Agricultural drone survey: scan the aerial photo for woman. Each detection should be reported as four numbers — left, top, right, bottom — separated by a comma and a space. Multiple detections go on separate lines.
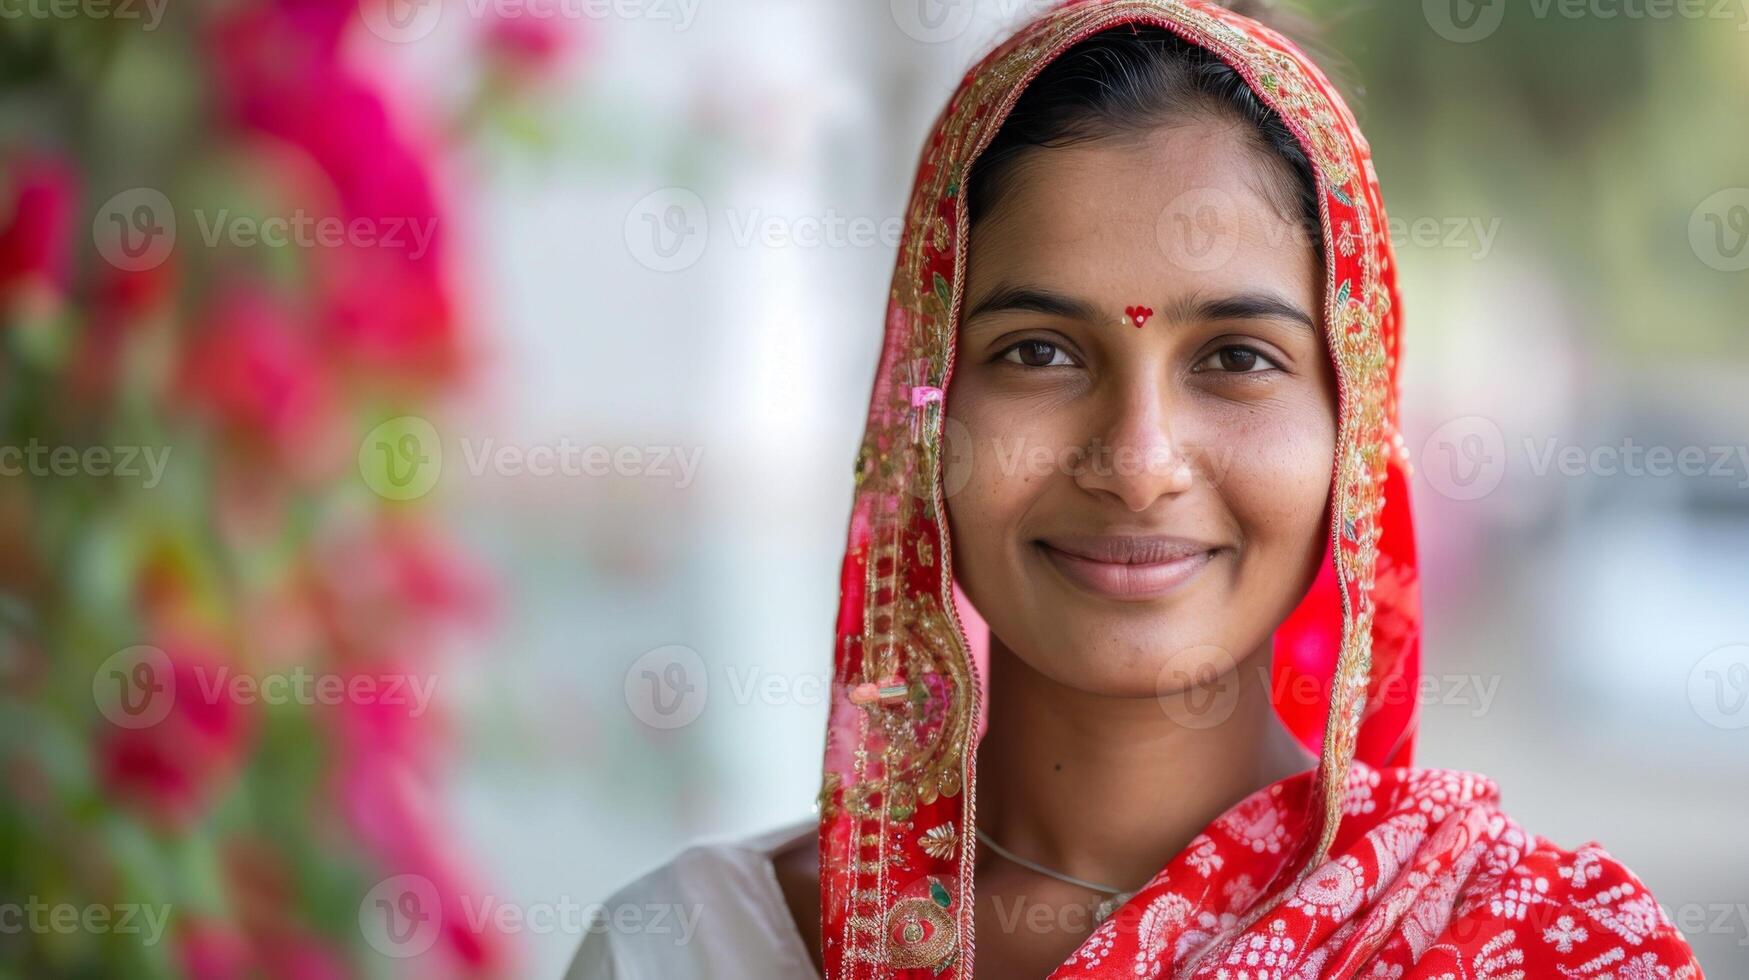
570, 1, 1702, 977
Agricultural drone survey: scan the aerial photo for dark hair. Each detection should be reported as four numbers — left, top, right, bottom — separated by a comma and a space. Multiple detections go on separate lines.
966, 19, 1321, 255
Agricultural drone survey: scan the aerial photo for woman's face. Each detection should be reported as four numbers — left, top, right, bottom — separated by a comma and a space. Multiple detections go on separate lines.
946, 118, 1337, 699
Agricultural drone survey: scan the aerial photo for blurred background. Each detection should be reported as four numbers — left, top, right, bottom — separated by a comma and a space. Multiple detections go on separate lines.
1, 0, 1745, 976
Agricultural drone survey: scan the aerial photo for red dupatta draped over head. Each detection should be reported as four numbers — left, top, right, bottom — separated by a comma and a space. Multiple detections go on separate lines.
816, 2, 1697, 978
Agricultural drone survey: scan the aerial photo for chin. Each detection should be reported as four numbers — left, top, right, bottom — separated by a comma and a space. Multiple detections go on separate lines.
1016, 613, 1242, 700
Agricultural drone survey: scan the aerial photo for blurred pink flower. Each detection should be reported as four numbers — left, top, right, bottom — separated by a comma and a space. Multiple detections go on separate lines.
260, 932, 354, 980
176, 919, 254, 980
0, 152, 78, 309
335, 700, 507, 973
95, 639, 254, 826
179, 286, 335, 461
207, 5, 460, 379
271, 0, 357, 51
370, 520, 493, 621
485, 11, 576, 79
96, 260, 177, 320
309, 518, 491, 662
317, 243, 457, 378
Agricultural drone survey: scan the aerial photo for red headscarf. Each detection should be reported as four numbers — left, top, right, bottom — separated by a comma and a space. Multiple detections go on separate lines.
817, 2, 1698, 977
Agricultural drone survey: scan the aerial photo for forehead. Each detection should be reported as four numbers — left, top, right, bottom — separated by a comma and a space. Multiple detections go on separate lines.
967, 118, 1319, 306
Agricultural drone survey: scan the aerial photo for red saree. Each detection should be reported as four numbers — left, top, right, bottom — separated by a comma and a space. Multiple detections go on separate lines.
816, 1, 1701, 977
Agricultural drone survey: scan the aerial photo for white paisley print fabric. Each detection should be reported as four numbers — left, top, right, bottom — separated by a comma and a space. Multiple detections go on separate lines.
1050, 763, 1700, 979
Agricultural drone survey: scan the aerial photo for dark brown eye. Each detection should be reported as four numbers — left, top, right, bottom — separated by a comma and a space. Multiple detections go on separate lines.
1218, 347, 1258, 372
1195, 345, 1277, 374
1002, 340, 1072, 368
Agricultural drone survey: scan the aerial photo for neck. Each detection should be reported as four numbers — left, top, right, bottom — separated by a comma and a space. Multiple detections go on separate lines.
973, 636, 1314, 892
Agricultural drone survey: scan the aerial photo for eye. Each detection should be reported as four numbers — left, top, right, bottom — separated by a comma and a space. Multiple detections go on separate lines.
1194, 344, 1280, 374
1000, 339, 1077, 368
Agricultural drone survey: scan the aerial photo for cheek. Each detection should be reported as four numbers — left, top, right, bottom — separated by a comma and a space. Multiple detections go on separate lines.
947, 398, 1040, 541
1192, 396, 1335, 540
943, 383, 1077, 564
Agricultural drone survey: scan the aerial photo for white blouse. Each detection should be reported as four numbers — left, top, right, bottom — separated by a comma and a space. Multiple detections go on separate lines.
564, 819, 820, 980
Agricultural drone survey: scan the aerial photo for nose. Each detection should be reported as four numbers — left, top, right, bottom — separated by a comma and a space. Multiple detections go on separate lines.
1072, 381, 1196, 511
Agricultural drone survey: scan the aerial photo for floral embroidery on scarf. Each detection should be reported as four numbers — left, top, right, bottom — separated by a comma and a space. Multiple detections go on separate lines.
1048, 764, 1698, 979
1217, 790, 1297, 856
1545, 915, 1591, 954
1286, 857, 1367, 920
1186, 835, 1225, 877
1579, 886, 1665, 947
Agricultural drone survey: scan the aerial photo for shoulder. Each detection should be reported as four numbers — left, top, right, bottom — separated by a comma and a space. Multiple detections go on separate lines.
563, 819, 818, 980
1357, 766, 1701, 977
1424, 836, 1703, 979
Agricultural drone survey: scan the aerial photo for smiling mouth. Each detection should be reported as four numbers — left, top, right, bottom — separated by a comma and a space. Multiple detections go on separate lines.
1035, 535, 1220, 601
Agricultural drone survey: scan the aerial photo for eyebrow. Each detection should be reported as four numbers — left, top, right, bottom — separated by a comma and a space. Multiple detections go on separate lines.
962, 284, 1317, 331
1176, 292, 1317, 331
963, 285, 1105, 326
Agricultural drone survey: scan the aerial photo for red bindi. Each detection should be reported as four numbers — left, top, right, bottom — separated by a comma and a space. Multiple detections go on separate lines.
1124, 305, 1154, 329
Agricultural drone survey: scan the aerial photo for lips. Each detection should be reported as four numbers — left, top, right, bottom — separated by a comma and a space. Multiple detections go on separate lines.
1036, 534, 1218, 600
